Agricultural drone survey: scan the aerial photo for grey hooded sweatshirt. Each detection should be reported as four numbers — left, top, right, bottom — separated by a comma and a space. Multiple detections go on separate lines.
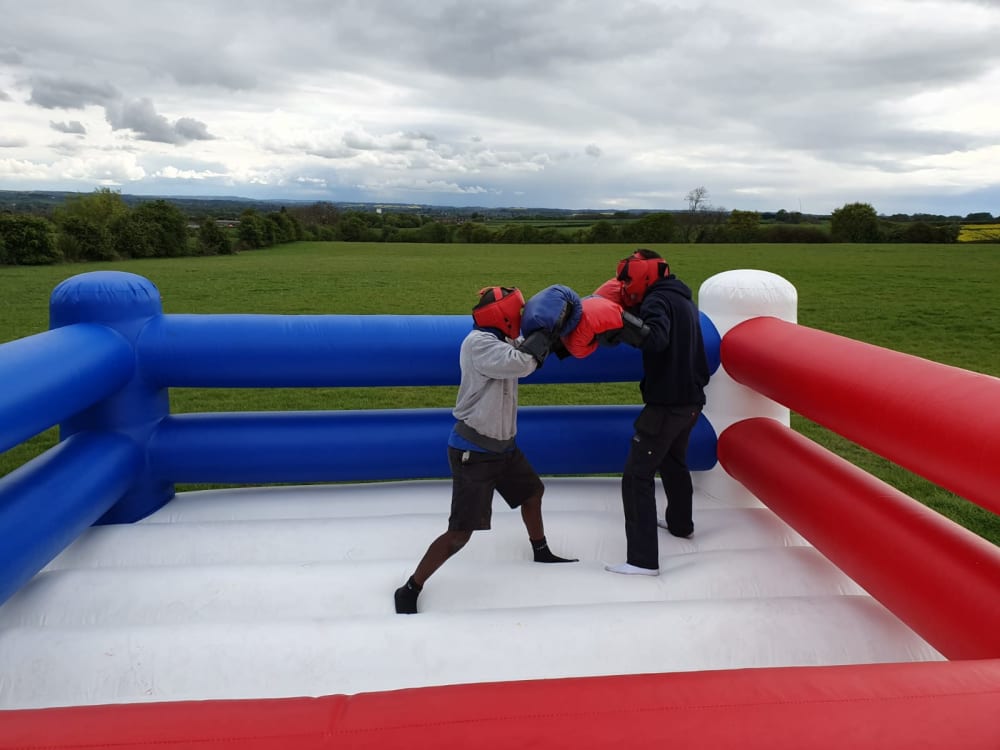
452, 328, 539, 444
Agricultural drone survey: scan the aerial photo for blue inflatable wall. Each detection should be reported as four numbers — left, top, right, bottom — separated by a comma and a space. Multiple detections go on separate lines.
0, 271, 721, 606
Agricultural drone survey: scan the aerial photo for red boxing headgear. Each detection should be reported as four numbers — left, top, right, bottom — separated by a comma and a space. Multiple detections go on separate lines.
472, 286, 525, 338
616, 251, 669, 306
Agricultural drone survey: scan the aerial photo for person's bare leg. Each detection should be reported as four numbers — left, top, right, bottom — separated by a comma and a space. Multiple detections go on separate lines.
395, 530, 471, 614
413, 530, 472, 585
521, 492, 578, 563
520, 492, 545, 540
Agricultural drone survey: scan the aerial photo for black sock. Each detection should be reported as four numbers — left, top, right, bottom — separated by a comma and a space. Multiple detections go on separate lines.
394, 575, 422, 614
531, 537, 578, 563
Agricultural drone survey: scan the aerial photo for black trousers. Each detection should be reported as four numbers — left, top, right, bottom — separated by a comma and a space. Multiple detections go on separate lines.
620, 404, 701, 570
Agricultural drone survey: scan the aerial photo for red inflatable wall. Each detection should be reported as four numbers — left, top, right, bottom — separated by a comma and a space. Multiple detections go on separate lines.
4, 660, 1000, 749
718, 417, 1000, 660
722, 316, 1000, 515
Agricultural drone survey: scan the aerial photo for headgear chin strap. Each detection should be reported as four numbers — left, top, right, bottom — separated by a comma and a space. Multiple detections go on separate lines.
472, 286, 525, 338
616, 253, 669, 305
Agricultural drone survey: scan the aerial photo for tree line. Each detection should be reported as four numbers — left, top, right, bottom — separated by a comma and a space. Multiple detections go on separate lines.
0, 188, 305, 265
0, 188, 973, 267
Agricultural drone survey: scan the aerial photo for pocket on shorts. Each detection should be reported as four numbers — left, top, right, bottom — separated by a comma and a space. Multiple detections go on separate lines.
463, 449, 506, 465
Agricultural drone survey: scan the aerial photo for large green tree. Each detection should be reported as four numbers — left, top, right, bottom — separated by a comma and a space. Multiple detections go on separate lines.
133, 200, 189, 257
237, 209, 267, 248
54, 187, 129, 229
267, 209, 297, 243
830, 202, 881, 242
53, 187, 127, 260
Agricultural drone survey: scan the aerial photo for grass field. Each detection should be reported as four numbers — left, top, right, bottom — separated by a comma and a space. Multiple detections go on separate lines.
2, 241, 999, 544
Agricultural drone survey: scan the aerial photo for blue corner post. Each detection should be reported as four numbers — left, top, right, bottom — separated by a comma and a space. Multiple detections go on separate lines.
49, 271, 173, 523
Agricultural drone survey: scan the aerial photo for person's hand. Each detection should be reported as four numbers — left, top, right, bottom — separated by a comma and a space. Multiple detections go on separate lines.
618, 310, 651, 347
596, 328, 624, 347
517, 329, 552, 367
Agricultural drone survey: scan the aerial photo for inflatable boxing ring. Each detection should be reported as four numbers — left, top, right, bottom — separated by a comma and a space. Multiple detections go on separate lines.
0, 269, 998, 748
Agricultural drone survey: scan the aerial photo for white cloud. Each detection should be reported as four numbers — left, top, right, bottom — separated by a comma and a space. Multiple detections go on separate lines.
60, 154, 147, 184
154, 166, 227, 180
0, 152, 145, 185
360, 177, 492, 196
0, 157, 50, 179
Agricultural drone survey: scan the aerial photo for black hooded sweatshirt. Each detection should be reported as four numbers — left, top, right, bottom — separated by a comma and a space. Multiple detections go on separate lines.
636, 275, 710, 407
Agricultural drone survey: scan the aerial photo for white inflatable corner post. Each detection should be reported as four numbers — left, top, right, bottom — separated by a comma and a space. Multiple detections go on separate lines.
697, 269, 798, 506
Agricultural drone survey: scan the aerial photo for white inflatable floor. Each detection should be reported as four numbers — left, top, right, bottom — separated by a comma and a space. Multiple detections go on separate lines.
0, 477, 943, 710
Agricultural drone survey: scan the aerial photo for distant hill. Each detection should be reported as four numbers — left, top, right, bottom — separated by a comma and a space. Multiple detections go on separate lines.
0, 189, 679, 222
0, 189, 307, 218
14, 189, 986, 224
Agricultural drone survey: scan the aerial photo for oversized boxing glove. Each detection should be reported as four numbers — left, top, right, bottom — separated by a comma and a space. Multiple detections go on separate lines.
521, 284, 583, 338
562, 295, 629, 358
592, 277, 629, 308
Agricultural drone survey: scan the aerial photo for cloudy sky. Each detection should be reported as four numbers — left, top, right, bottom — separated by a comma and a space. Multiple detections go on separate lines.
1, 0, 999, 215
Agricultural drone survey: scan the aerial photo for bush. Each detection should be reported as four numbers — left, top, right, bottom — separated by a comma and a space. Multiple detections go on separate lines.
197, 218, 234, 255
757, 225, 830, 243
885, 221, 959, 244
110, 213, 158, 258
0, 214, 62, 264
58, 215, 116, 261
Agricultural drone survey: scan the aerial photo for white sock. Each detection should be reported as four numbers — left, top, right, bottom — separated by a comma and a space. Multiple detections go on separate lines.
604, 562, 659, 576
656, 520, 669, 530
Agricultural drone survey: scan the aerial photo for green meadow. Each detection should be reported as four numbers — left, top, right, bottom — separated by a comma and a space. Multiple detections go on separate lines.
2, 241, 999, 544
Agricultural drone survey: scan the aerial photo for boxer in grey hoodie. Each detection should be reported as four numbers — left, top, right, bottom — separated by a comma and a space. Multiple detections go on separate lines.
395, 286, 578, 614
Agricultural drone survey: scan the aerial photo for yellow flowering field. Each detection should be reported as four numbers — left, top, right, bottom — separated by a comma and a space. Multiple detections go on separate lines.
958, 223, 1000, 242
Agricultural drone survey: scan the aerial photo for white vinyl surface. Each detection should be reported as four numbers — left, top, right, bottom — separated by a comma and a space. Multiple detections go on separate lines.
0, 477, 943, 710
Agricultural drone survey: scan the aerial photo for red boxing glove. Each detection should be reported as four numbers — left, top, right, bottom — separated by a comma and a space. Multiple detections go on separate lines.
592, 278, 628, 307
562, 296, 629, 358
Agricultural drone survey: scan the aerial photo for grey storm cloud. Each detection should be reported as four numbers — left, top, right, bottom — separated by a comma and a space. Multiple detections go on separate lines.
168, 56, 258, 91
26, 77, 212, 145
104, 97, 214, 145
50, 120, 87, 135
174, 117, 213, 142
0, 49, 23, 65
28, 78, 119, 109
0, 89, 11, 101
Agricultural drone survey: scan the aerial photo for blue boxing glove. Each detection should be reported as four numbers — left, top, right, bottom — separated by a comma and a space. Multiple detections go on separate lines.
522, 285, 583, 338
